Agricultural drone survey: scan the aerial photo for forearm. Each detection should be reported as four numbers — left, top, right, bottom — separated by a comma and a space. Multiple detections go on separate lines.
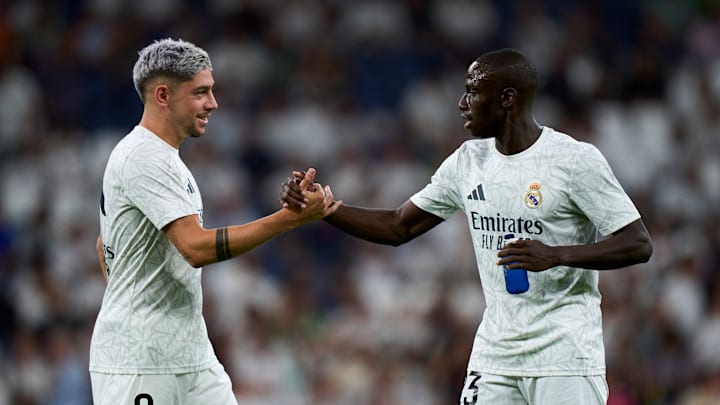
554, 223, 653, 270
323, 205, 412, 246
221, 210, 307, 260
184, 209, 312, 267
498, 220, 653, 272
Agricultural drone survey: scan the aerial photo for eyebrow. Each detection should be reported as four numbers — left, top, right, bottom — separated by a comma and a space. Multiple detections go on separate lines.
192, 84, 214, 92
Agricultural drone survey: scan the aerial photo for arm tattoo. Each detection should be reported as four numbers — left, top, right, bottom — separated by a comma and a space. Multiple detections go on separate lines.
215, 227, 231, 261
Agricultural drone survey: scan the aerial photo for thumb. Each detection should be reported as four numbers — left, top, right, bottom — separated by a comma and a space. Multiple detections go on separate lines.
298, 168, 316, 190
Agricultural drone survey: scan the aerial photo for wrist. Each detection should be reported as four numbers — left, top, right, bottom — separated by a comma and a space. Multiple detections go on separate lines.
276, 208, 308, 230
552, 245, 570, 267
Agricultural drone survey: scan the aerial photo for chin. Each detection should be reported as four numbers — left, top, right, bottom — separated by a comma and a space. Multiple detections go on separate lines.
468, 128, 490, 139
190, 128, 206, 138
469, 122, 501, 139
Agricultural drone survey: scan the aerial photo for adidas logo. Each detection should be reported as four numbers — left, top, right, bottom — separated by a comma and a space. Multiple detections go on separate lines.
186, 179, 195, 194
467, 184, 485, 201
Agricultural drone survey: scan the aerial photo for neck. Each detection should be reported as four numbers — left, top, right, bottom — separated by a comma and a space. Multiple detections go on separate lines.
139, 109, 183, 149
494, 114, 542, 155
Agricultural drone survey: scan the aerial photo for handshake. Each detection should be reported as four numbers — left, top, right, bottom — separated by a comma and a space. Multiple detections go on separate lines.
278, 167, 342, 222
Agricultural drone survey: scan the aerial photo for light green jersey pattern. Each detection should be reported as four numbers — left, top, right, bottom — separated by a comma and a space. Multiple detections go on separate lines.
410, 126, 640, 376
90, 126, 217, 374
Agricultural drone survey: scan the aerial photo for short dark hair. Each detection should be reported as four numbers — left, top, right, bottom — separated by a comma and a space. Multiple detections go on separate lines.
474, 48, 538, 95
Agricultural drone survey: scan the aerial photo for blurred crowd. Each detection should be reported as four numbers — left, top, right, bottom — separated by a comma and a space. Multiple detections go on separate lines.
1, 0, 720, 404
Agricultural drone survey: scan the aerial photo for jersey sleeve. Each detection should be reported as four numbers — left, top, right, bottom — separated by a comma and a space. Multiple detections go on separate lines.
570, 144, 641, 236
122, 151, 198, 230
409, 149, 463, 220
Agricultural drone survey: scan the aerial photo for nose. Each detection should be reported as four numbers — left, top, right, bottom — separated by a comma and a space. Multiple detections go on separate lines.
207, 90, 219, 110
458, 93, 468, 110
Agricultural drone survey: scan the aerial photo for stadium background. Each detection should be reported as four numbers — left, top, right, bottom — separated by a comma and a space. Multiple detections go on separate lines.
1, 0, 720, 403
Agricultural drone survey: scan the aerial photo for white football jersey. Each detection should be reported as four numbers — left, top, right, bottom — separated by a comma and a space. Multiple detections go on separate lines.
90, 126, 218, 374
410, 126, 640, 377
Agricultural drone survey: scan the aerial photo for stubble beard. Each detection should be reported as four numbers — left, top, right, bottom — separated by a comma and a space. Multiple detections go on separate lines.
183, 115, 206, 139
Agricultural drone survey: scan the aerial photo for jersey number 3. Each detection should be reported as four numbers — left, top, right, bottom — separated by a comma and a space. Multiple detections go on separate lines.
135, 394, 153, 405
461, 371, 482, 405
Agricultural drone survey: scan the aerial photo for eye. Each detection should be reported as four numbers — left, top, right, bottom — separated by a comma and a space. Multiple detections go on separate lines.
194, 88, 211, 97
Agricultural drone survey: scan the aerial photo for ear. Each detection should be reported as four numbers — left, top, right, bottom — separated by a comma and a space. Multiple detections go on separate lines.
500, 87, 517, 109
154, 84, 171, 107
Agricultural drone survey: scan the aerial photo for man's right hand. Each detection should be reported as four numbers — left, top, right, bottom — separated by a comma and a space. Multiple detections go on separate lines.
284, 168, 341, 220
280, 169, 314, 209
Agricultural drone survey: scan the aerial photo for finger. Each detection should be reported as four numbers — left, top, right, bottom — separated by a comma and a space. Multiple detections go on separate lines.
302, 182, 324, 197
279, 195, 301, 209
501, 261, 525, 270
322, 185, 341, 216
499, 241, 521, 252
325, 200, 343, 217
323, 185, 334, 203
497, 246, 521, 258
281, 180, 307, 208
292, 171, 305, 184
298, 168, 316, 190
496, 255, 523, 266
284, 180, 306, 200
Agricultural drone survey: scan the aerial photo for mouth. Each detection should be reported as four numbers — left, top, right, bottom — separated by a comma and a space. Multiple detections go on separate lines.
197, 113, 211, 126
461, 113, 471, 128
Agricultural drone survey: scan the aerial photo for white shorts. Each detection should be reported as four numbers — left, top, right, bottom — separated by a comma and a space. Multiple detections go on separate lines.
459, 371, 608, 405
90, 363, 237, 405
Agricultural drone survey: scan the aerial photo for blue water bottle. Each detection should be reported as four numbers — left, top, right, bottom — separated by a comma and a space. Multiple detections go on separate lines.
502, 233, 529, 294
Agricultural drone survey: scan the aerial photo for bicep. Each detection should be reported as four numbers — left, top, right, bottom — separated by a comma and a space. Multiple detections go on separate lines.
397, 201, 444, 240
163, 214, 208, 261
610, 218, 651, 244
606, 218, 653, 263
125, 157, 199, 231
571, 147, 640, 236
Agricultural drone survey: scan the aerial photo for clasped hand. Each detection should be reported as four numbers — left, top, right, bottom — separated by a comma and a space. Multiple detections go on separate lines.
281, 168, 342, 219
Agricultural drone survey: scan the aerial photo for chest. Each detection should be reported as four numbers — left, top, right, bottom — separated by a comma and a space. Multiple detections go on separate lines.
459, 154, 571, 222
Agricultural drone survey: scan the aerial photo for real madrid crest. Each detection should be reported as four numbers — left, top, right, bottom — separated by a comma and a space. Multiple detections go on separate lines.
524, 181, 542, 209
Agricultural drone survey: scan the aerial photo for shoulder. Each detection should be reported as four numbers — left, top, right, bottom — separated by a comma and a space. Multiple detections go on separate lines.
542, 127, 604, 158
456, 138, 494, 159
111, 127, 150, 157
435, 139, 492, 171
109, 127, 176, 176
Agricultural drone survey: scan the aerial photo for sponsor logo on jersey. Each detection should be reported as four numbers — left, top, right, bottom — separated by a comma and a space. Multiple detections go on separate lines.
524, 181, 542, 209
470, 212, 543, 235
467, 183, 485, 201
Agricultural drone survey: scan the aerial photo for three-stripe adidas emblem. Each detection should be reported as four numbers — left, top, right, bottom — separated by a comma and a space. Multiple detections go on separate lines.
467, 184, 485, 201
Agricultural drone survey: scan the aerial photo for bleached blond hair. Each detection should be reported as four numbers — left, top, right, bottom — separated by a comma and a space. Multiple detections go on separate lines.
132, 38, 212, 102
